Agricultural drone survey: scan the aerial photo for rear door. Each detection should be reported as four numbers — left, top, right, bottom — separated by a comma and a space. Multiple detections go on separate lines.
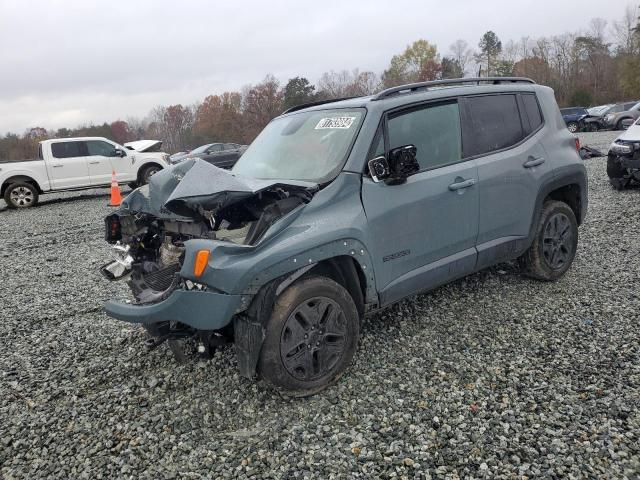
47, 141, 90, 189
201, 144, 226, 167
219, 143, 243, 168
462, 93, 553, 269
361, 100, 479, 305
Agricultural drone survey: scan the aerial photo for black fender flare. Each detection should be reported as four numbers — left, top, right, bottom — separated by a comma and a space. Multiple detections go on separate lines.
524, 165, 588, 251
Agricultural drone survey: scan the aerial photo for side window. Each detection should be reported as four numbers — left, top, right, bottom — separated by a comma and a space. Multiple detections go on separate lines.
50, 141, 88, 159
464, 94, 524, 157
86, 140, 117, 157
388, 102, 462, 171
208, 144, 223, 152
223, 143, 237, 150
522, 93, 543, 133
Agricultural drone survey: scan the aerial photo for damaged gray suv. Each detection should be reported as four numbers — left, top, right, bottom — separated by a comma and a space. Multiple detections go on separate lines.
102, 77, 587, 396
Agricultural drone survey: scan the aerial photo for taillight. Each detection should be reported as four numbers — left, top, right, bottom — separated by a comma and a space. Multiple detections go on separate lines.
575, 137, 581, 152
105, 215, 121, 243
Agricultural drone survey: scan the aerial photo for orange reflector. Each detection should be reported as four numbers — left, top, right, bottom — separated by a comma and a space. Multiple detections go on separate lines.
193, 250, 210, 277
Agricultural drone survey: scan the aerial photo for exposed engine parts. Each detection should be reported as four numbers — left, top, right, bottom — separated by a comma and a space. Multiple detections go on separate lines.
102, 183, 314, 307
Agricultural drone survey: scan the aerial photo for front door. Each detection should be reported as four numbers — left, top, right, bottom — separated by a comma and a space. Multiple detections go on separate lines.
361, 100, 479, 306
47, 141, 90, 189
86, 140, 131, 186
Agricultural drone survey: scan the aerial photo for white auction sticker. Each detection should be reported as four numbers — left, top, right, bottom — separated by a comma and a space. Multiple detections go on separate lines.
315, 117, 356, 129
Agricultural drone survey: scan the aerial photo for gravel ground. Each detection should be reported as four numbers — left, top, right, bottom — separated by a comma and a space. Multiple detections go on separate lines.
1, 131, 638, 479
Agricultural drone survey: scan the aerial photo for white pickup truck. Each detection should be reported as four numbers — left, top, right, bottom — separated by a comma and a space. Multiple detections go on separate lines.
0, 137, 170, 208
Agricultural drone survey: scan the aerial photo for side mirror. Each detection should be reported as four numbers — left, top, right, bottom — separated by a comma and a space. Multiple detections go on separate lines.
387, 145, 419, 184
367, 156, 390, 183
114, 148, 126, 158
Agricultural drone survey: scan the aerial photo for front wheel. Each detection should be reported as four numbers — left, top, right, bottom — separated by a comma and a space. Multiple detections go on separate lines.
519, 201, 578, 281
3, 182, 39, 209
139, 165, 162, 185
258, 276, 360, 396
567, 122, 578, 133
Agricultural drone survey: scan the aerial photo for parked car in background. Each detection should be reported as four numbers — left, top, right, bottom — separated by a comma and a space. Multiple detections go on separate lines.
581, 104, 614, 131
102, 76, 587, 395
602, 101, 640, 130
1, 137, 169, 208
607, 116, 640, 189
172, 142, 247, 168
560, 107, 589, 133
169, 150, 190, 162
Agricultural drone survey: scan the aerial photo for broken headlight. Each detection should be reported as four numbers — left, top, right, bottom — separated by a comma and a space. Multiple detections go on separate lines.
610, 141, 635, 156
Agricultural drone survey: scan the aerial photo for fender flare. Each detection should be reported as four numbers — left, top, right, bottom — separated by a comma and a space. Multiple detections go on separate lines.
235, 238, 378, 313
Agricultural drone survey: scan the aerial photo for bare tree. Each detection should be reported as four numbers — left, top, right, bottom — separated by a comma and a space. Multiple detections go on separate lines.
449, 39, 473, 76
612, 5, 639, 55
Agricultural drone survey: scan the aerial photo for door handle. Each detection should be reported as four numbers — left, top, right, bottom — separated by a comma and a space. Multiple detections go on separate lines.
524, 156, 545, 168
52, 164, 63, 168
448, 178, 476, 191
88, 161, 100, 165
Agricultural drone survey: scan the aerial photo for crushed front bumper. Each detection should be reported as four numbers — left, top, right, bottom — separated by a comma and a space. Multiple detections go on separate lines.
104, 289, 243, 330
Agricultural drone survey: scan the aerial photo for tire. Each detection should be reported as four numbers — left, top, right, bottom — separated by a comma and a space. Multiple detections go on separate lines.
519, 200, 578, 281
258, 276, 360, 396
127, 182, 138, 190
615, 119, 629, 131
567, 122, 578, 133
139, 165, 162, 185
3, 182, 39, 209
607, 154, 630, 190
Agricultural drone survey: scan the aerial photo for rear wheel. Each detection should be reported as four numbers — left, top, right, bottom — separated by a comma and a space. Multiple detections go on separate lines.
607, 155, 630, 190
519, 201, 578, 281
3, 182, 39, 208
567, 122, 578, 133
258, 276, 360, 396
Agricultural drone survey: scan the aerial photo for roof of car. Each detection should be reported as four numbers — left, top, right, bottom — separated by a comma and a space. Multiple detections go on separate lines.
41, 136, 113, 144
284, 77, 540, 116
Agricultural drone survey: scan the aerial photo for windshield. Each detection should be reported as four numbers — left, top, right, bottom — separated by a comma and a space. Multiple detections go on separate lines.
191, 143, 214, 154
588, 105, 611, 115
232, 108, 365, 182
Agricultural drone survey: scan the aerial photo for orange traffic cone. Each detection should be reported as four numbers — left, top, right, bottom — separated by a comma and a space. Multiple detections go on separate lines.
109, 170, 123, 207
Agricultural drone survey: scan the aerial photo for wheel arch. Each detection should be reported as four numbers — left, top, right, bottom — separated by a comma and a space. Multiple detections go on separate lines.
1, 175, 42, 196
545, 183, 583, 226
136, 162, 164, 182
233, 245, 377, 379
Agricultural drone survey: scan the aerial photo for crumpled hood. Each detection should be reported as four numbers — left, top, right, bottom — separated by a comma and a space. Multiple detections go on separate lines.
614, 123, 640, 143
120, 158, 317, 219
124, 140, 163, 152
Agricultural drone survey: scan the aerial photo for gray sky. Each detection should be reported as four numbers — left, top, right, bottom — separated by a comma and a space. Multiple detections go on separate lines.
0, 0, 635, 134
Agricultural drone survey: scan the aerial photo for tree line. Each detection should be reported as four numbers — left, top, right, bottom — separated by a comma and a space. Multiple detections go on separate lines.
2, 6, 639, 160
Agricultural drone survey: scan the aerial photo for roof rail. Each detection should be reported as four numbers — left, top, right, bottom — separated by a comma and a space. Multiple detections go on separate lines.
371, 77, 536, 101
282, 96, 357, 114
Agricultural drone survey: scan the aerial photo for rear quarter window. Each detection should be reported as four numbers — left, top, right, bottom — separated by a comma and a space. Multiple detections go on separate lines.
521, 93, 544, 133
463, 94, 524, 157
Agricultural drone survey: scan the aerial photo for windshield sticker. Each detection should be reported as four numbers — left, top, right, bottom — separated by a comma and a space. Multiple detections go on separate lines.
315, 117, 356, 130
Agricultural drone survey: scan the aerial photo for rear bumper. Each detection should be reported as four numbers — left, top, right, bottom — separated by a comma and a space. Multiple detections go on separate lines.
104, 289, 243, 330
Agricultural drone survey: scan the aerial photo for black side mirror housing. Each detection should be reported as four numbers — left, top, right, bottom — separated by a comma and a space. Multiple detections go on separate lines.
386, 145, 419, 184
112, 148, 126, 158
